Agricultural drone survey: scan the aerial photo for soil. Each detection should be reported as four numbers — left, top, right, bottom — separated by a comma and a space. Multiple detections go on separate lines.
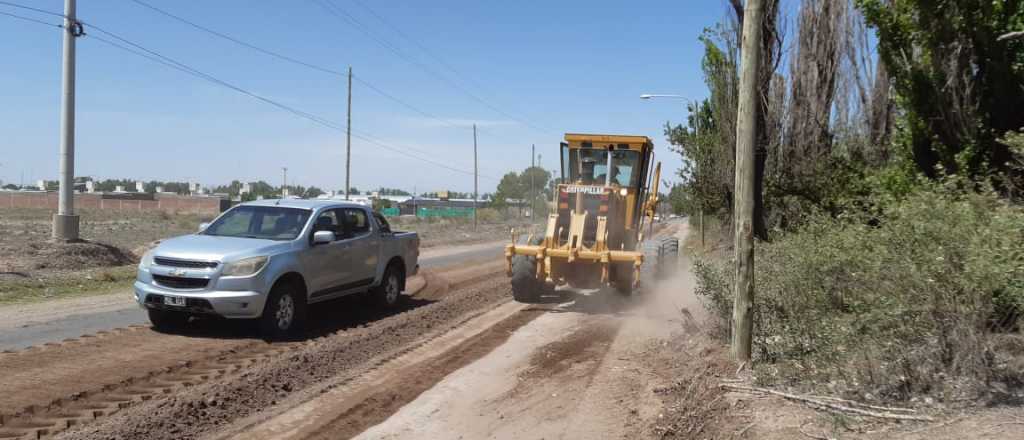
0, 207, 525, 305
45, 262, 507, 440
10, 219, 1012, 440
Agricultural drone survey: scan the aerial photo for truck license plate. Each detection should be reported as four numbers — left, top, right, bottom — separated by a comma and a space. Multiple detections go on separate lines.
163, 295, 186, 307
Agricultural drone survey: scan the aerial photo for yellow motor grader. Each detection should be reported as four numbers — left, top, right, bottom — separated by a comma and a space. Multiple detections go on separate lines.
505, 133, 675, 302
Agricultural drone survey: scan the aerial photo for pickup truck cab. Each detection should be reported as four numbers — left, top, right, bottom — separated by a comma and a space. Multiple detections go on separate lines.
134, 199, 419, 338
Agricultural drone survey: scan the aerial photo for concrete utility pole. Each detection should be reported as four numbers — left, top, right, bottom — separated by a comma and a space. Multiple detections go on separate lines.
281, 167, 288, 196
732, 0, 765, 363
53, 0, 82, 241
345, 66, 352, 200
473, 124, 478, 231
530, 144, 535, 222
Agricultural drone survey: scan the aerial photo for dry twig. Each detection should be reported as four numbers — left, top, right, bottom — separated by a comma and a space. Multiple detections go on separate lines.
798, 422, 836, 440
720, 384, 935, 422
807, 394, 917, 413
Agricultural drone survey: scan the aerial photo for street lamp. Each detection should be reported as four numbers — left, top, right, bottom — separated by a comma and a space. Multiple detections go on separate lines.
640, 92, 702, 245
639, 94, 687, 100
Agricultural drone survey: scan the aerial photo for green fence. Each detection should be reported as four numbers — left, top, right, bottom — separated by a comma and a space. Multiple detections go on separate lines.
379, 207, 476, 218
417, 207, 475, 218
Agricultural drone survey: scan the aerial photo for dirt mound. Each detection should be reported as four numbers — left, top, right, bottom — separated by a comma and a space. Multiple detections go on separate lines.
3, 240, 137, 273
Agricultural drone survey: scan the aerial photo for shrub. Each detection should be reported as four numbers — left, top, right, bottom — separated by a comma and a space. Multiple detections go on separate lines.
475, 208, 501, 224
695, 185, 1024, 401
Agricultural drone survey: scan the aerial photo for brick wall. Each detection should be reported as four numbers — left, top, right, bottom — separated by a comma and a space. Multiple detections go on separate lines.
0, 192, 223, 214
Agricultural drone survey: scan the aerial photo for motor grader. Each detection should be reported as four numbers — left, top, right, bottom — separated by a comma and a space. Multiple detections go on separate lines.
505, 133, 675, 302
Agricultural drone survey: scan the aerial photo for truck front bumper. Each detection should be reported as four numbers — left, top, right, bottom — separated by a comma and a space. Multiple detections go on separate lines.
134, 281, 269, 319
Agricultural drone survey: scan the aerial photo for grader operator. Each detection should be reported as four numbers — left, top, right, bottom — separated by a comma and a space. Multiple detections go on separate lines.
504, 133, 673, 302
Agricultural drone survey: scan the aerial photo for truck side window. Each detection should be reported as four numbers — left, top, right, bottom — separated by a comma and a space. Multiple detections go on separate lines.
343, 208, 371, 238
312, 209, 343, 241
373, 212, 392, 234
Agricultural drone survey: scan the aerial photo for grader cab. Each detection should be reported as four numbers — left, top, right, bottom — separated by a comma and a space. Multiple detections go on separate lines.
505, 133, 670, 302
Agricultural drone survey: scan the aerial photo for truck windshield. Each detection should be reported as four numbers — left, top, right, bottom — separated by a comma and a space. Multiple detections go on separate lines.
203, 206, 312, 241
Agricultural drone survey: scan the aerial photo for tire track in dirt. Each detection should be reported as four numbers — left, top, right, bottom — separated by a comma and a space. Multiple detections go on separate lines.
49, 266, 508, 440
0, 261, 502, 440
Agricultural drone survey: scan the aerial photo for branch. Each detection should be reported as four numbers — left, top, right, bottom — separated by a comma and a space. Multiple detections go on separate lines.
998, 31, 1024, 41
719, 384, 936, 422
729, 0, 744, 25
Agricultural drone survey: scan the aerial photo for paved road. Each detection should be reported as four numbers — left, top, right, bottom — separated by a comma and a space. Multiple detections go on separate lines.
0, 241, 506, 351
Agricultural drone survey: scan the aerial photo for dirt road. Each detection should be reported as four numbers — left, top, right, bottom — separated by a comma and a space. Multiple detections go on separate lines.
212, 223, 695, 440
0, 240, 507, 351
0, 223, 692, 440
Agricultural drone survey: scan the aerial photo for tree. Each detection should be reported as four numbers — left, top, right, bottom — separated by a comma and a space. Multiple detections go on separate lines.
303, 186, 325, 198
492, 171, 525, 208
858, 0, 1024, 193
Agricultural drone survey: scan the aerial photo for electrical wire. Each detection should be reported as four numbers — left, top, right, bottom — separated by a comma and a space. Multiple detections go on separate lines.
350, 0, 496, 111
313, 0, 557, 136
127, 0, 474, 133
0, 2, 498, 180
0, 10, 61, 27
84, 26, 495, 180
0, 1, 65, 18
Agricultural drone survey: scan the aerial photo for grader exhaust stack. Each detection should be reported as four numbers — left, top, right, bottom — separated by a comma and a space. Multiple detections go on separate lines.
504, 133, 665, 302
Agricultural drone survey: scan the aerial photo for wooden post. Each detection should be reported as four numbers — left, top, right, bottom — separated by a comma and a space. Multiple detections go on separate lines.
732, 0, 764, 363
700, 209, 705, 249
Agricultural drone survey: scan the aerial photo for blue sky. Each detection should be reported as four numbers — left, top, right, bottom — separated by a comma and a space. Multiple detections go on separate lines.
0, 0, 732, 194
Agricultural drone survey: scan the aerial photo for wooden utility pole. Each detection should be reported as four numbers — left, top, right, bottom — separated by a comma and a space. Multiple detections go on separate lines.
732, 0, 764, 363
345, 66, 352, 200
473, 124, 478, 231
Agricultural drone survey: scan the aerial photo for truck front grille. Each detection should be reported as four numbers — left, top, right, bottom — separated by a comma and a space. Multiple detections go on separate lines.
154, 257, 218, 269
153, 275, 210, 290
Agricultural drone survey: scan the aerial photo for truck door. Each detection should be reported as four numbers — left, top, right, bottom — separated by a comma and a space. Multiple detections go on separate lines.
305, 208, 351, 298
340, 207, 379, 290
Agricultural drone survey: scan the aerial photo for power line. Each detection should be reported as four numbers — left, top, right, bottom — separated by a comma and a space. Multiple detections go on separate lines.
0, 10, 61, 27
83, 24, 495, 180
0, 1, 65, 18
126, 0, 473, 133
0, 1, 498, 180
313, 0, 557, 136
350, 0, 495, 108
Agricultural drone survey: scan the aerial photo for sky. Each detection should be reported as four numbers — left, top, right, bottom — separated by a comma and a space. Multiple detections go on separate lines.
0, 0, 733, 194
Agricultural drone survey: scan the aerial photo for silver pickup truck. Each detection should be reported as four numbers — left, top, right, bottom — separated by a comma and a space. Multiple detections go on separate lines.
134, 199, 419, 338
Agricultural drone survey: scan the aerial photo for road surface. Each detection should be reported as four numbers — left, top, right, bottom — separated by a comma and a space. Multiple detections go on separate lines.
0, 240, 506, 351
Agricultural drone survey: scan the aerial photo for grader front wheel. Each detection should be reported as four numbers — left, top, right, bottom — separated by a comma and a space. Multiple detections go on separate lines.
511, 255, 544, 303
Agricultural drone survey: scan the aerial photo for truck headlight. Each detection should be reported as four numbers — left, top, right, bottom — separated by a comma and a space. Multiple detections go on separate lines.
139, 250, 155, 269
222, 256, 269, 277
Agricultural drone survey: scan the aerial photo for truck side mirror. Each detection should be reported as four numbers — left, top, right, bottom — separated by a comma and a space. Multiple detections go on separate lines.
198, 222, 210, 232
312, 230, 335, 245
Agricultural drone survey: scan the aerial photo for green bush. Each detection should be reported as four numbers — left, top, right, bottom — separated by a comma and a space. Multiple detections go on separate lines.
695, 185, 1024, 400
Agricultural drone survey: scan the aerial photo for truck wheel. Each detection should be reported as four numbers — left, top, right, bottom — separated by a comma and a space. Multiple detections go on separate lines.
613, 265, 634, 296
260, 282, 307, 340
511, 256, 542, 303
372, 264, 404, 308
148, 309, 188, 332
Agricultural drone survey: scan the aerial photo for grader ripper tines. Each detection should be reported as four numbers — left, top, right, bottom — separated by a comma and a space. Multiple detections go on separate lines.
505, 133, 663, 303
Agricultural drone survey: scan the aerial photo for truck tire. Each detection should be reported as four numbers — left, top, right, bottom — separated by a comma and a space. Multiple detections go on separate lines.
148, 309, 188, 332
260, 281, 307, 340
511, 255, 542, 303
371, 263, 404, 308
613, 264, 634, 296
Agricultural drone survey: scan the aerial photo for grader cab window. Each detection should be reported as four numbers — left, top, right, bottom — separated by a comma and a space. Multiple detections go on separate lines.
563, 146, 641, 187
